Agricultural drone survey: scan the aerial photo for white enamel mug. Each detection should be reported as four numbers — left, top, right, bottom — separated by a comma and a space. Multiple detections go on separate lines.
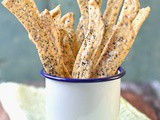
41, 67, 125, 120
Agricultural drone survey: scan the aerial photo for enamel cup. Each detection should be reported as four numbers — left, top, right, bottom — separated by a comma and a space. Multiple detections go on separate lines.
41, 67, 125, 120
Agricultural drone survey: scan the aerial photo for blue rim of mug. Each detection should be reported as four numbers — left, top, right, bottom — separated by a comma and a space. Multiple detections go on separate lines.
41, 67, 125, 83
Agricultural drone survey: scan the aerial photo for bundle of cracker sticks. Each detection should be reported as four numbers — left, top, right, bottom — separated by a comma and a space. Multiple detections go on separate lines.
2, 0, 151, 79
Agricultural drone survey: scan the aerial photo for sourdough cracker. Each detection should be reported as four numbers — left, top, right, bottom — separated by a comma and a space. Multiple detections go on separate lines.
40, 9, 71, 78
132, 7, 151, 35
118, 0, 140, 22
102, 0, 124, 46
55, 13, 76, 75
93, 6, 150, 78
58, 28, 75, 75
2, 0, 41, 44
72, 0, 105, 78
93, 16, 135, 77
86, 0, 124, 78
51, 10, 77, 73
46, 10, 76, 75
75, 0, 103, 55
75, 0, 89, 55
60, 12, 75, 30
103, 0, 124, 27
92, 0, 141, 78
60, 12, 77, 57
50, 7, 76, 57
2, 0, 65, 77
51, 25, 72, 77
93, 6, 151, 78
80, 0, 124, 78
50, 5, 62, 23
74, 0, 103, 72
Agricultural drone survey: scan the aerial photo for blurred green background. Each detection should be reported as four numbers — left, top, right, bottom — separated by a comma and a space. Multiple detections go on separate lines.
0, 0, 159, 82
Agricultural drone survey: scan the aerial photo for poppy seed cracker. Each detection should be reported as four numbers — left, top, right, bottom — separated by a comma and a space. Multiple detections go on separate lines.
86, 0, 124, 78
2, 0, 65, 77
60, 13, 77, 57
39, 9, 69, 77
132, 7, 151, 36
50, 5, 62, 24
72, 0, 105, 78
118, 0, 140, 22
93, 16, 135, 77
75, 0, 102, 55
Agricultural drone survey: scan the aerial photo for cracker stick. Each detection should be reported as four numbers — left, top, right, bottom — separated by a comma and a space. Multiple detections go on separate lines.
101, 0, 124, 51
56, 13, 76, 74
42, 10, 75, 76
2, 0, 41, 44
93, 16, 135, 77
50, 8, 76, 58
73, 0, 103, 73
91, 0, 141, 78
132, 7, 151, 35
51, 26, 73, 77
75, 0, 89, 55
40, 9, 71, 78
75, 0, 102, 55
50, 7, 76, 58
2, 0, 65, 77
93, 7, 151, 78
118, 0, 140, 22
29, 6, 62, 43
58, 28, 75, 75
98, 0, 139, 55
102, 0, 139, 47
60, 12, 77, 57
84, 0, 124, 76
103, 0, 124, 28
60, 12, 75, 30
50, 5, 62, 24
72, 0, 105, 78
75, 0, 123, 78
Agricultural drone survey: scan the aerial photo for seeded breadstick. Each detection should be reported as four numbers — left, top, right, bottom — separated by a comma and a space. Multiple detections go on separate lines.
50, 5, 62, 24
2, 0, 65, 77
103, 0, 124, 27
73, 0, 103, 74
95, 0, 139, 53
40, 9, 71, 78
132, 7, 151, 35
60, 12, 75, 30
50, 9, 76, 58
118, 0, 140, 22
102, 0, 123, 44
72, 0, 105, 78
91, 0, 141, 78
30, 6, 62, 43
73, 0, 123, 78
60, 12, 77, 57
58, 28, 76, 75
57, 13, 76, 75
43, 10, 75, 75
75, 0, 89, 55
50, 9, 76, 57
93, 7, 150, 78
84, 0, 124, 77
75, 0, 102, 55
93, 16, 135, 77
